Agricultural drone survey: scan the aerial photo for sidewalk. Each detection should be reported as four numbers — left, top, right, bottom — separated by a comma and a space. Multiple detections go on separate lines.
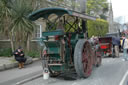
0, 57, 40, 71
0, 60, 43, 85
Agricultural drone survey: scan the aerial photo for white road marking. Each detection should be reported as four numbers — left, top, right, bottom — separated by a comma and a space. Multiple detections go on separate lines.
119, 70, 128, 85
16, 74, 42, 85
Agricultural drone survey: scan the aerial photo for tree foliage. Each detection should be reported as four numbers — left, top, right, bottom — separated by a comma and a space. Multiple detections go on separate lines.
0, 0, 12, 35
87, 19, 108, 38
0, 0, 36, 51
10, 0, 36, 47
87, 0, 108, 19
46, 0, 109, 19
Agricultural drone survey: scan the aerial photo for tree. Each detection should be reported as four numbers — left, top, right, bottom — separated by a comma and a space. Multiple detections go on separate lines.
46, 0, 108, 20
0, 0, 15, 52
46, 0, 77, 10
87, 0, 108, 19
0, 0, 36, 52
10, 0, 36, 51
87, 19, 108, 38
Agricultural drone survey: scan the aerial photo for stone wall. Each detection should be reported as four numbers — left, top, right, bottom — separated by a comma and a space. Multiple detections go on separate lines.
0, 40, 40, 51
0, 41, 11, 49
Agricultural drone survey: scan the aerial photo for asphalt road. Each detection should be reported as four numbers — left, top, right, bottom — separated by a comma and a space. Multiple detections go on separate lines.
23, 56, 128, 85
0, 60, 43, 85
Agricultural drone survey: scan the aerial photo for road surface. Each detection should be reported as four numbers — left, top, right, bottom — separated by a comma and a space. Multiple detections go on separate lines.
23, 56, 128, 85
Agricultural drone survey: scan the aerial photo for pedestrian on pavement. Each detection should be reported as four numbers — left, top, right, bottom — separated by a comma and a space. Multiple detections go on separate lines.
122, 36, 128, 61
13, 47, 26, 69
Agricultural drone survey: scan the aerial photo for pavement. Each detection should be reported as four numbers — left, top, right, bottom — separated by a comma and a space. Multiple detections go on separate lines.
0, 59, 43, 85
0, 57, 39, 71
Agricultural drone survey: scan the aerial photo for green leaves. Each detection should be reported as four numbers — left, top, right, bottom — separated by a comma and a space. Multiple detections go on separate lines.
0, 0, 12, 35
87, 19, 108, 38
10, 0, 36, 46
87, 0, 108, 19
0, 0, 36, 49
46, 0, 108, 20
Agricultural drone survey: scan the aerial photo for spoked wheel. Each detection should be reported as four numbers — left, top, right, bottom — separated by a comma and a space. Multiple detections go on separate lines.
74, 39, 93, 78
82, 41, 93, 77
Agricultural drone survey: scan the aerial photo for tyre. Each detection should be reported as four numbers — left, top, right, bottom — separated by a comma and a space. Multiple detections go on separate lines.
74, 39, 93, 78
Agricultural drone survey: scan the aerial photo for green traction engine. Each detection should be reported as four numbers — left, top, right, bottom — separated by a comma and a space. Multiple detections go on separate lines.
28, 8, 102, 78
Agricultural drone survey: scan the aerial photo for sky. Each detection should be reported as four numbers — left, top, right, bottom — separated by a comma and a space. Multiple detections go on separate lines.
110, 0, 128, 23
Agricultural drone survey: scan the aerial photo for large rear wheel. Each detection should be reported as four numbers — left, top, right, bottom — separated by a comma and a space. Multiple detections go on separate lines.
74, 39, 93, 78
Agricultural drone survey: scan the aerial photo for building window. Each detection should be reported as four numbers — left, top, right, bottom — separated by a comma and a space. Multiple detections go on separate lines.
35, 24, 42, 38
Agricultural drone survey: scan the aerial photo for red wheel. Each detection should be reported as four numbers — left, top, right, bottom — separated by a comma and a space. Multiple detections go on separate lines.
82, 42, 93, 77
74, 39, 93, 78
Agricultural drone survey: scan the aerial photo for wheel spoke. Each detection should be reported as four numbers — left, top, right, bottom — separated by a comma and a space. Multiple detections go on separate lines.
82, 57, 87, 62
82, 53, 88, 62
82, 42, 93, 76
83, 61, 88, 72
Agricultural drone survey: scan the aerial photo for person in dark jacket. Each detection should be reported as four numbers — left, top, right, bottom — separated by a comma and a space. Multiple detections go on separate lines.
112, 37, 120, 57
13, 47, 26, 69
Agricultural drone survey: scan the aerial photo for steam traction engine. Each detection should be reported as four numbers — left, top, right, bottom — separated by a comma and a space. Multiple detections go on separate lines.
28, 8, 102, 78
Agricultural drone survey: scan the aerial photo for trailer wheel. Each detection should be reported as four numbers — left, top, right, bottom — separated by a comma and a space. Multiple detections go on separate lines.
74, 39, 93, 78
